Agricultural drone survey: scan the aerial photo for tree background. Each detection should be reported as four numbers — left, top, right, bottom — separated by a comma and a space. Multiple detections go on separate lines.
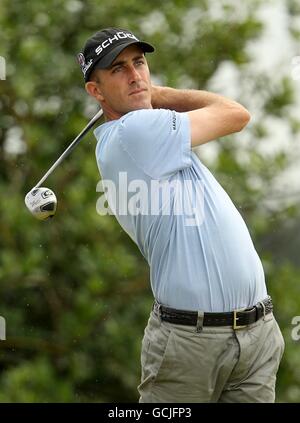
1, 0, 300, 402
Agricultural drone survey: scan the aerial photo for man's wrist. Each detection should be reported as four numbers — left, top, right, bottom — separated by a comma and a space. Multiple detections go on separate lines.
151, 86, 185, 111
151, 85, 166, 109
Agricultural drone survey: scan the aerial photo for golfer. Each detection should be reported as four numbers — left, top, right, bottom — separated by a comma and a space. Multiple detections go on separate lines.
78, 27, 284, 403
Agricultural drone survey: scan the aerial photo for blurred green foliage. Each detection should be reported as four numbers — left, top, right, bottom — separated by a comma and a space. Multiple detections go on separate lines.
1, 0, 300, 402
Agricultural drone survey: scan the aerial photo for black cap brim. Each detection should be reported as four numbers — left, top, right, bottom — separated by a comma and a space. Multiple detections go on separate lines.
85, 40, 154, 81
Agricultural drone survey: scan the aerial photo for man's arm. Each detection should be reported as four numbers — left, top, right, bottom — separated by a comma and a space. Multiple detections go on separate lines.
151, 86, 251, 148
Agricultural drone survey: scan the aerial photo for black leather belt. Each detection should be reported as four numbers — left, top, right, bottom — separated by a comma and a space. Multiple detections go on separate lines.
153, 296, 273, 329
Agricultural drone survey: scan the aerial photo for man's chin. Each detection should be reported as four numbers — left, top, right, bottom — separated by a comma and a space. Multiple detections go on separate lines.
127, 99, 152, 112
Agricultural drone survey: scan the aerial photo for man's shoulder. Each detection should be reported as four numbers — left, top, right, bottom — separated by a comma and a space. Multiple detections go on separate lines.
121, 108, 170, 122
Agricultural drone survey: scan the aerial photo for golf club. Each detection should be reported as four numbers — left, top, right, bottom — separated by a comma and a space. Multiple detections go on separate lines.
25, 109, 103, 220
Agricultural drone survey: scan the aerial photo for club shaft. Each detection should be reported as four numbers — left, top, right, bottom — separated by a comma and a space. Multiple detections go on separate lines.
34, 109, 103, 188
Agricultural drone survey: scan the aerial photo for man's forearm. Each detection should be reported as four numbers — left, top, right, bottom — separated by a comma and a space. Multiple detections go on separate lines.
151, 85, 244, 113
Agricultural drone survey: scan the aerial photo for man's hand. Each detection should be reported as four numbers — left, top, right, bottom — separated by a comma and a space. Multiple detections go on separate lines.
151, 85, 164, 109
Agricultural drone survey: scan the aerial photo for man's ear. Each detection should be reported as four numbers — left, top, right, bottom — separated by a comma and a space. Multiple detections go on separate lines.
85, 81, 104, 102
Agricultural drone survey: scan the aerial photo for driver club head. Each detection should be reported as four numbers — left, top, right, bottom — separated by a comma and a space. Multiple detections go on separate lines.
25, 187, 57, 220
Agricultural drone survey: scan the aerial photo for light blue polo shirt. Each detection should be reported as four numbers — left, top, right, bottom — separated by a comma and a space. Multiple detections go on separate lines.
94, 108, 267, 312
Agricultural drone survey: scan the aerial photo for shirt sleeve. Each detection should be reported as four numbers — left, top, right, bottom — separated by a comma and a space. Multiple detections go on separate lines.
118, 109, 192, 179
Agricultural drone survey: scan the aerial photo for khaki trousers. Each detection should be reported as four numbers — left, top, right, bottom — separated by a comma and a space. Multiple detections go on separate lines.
138, 308, 284, 403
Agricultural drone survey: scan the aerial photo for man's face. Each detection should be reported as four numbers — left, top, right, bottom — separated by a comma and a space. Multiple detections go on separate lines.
88, 44, 152, 119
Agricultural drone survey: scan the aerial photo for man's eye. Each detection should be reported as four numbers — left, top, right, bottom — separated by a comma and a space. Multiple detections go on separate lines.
112, 67, 122, 73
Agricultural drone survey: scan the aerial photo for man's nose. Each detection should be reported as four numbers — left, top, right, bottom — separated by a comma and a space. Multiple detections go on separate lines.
128, 66, 141, 83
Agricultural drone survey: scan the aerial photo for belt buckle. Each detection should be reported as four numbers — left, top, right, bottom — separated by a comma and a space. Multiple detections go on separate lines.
233, 308, 247, 330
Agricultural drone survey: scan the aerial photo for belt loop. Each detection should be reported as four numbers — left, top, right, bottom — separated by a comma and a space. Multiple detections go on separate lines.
259, 300, 266, 321
196, 310, 204, 333
154, 300, 162, 322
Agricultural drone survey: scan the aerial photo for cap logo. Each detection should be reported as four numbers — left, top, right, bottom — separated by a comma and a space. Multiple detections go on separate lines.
77, 52, 93, 76
77, 53, 86, 68
95, 31, 139, 56
82, 59, 93, 76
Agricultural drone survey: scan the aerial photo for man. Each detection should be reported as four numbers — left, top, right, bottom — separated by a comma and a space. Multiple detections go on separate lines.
78, 27, 284, 403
